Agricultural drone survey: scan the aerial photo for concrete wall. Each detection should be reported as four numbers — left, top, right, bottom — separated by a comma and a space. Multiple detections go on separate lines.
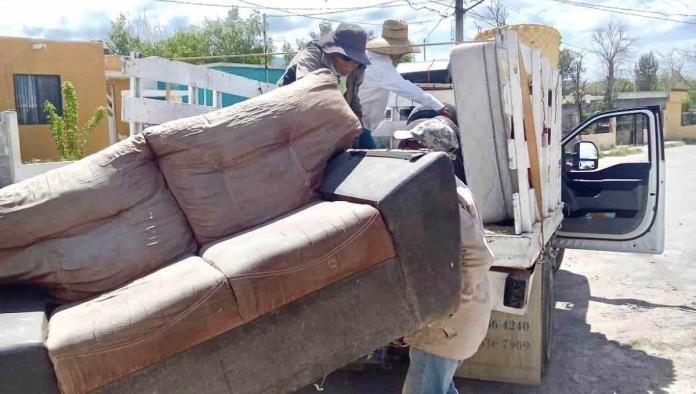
0, 36, 109, 162
665, 90, 696, 140
582, 131, 616, 150
0, 111, 72, 186
0, 112, 13, 187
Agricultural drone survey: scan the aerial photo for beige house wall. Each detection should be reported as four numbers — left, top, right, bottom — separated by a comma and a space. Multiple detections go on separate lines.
665, 90, 696, 140
0, 36, 108, 162
582, 131, 616, 150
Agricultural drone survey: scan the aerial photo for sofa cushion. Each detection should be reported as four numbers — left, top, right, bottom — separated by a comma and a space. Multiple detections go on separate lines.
0, 135, 197, 302
201, 201, 396, 321
46, 255, 242, 394
143, 70, 362, 245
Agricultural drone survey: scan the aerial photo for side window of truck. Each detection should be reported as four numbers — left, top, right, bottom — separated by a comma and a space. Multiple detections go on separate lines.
564, 113, 650, 171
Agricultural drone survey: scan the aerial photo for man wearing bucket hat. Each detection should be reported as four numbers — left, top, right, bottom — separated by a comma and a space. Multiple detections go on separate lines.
393, 119, 494, 394
279, 22, 370, 119
358, 20, 449, 140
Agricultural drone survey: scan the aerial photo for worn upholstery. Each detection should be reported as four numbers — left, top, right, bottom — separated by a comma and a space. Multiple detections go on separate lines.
46, 256, 241, 394
202, 200, 396, 321
143, 70, 362, 244
0, 136, 196, 302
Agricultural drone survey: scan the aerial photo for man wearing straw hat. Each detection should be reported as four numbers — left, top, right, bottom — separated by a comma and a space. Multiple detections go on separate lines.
358, 20, 449, 142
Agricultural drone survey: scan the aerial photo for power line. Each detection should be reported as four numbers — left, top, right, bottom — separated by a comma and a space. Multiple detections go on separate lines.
549, 0, 696, 25
155, 0, 438, 26
586, 1, 696, 18
426, 0, 456, 38
155, 0, 401, 11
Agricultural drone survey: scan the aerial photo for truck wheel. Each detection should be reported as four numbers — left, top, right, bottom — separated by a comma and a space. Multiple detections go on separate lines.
540, 253, 555, 376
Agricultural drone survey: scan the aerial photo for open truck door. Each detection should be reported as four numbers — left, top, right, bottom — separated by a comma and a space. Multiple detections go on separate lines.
554, 106, 665, 254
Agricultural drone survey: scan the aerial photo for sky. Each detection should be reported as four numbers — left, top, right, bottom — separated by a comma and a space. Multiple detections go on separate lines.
1, 0, 695, 80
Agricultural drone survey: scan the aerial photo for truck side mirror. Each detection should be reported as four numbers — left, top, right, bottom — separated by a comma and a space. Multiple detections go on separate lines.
573, 141, 599, 171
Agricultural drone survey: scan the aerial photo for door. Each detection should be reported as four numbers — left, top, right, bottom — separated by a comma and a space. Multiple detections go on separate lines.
554, 106, 665, 254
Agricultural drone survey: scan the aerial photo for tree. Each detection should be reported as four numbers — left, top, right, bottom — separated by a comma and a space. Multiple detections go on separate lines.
559, 48, 575, 97
560, 49, 587, 121
281, 41, 295, 65
474, 0, 507, 32
106, 13, 141, 55
296, 22, 333, 50
591, 22, 634, 109
658, 48, 688, 90
44, 82, 106, 161
105, 8, 270, 64
634, 52, 659, 91
616, 79, 635, 92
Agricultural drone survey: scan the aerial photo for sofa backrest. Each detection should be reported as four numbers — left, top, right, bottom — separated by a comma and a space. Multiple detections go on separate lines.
143, 70, 361, 245
0, 135, 196, 302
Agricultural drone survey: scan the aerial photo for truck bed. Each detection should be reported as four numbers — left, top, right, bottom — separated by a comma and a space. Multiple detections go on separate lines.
485, 205, 563, 270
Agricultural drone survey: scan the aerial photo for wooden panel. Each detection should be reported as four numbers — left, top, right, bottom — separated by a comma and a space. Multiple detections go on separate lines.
123, 57, 275, 98
517, 43, 544, 231
502, 31, 533, 234
122, 97, 213, 125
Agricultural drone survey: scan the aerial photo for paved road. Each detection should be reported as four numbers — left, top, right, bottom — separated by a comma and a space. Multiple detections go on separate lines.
296, 145, 696, 394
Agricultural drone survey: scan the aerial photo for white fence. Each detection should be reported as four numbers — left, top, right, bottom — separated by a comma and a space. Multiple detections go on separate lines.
123, 57, 276, 134
0, 111, 72, 186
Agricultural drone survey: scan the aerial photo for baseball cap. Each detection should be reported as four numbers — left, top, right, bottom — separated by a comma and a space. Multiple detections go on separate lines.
393, 117, 459, 157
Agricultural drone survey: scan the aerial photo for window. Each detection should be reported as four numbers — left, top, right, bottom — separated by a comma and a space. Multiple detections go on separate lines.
564, 113, 650, 171
13, 74, 62, 125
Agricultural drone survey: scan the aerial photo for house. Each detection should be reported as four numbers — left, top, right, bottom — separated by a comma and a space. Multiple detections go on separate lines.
562, 89, 696, 141
0, 36, 110, 162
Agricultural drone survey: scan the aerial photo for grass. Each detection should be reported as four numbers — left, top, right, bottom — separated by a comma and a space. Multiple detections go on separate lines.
665, 141, 685, 149
599, 145, 645, 158
599, 141, 685, 158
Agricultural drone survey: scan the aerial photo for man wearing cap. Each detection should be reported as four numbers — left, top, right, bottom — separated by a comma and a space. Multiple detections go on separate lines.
279, 22, 370, 120
394, 118, 494, 394
359, 20, 449, 142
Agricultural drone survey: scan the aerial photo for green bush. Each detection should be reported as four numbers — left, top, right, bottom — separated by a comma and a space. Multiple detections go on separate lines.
44, 82, 106, 161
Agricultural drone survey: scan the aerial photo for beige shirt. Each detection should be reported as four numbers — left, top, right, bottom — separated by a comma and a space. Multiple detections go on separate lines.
406, 179, 494, 360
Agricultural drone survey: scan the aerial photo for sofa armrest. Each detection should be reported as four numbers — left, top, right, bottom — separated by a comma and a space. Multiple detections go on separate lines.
320, 150, 461, 324
0, 287, 59, 394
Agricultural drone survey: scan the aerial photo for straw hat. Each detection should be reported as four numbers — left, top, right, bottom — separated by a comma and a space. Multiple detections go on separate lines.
367, 20, 421, 55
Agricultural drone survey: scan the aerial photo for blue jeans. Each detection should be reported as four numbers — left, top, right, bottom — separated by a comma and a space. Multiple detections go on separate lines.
353, 128, 377, 149
402, 347, 461, 394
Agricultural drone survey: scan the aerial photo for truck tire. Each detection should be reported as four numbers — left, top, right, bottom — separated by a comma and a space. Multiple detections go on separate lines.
540, 253, 555, 377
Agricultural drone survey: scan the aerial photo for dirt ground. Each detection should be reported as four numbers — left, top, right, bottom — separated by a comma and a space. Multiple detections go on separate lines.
296, 145, 696, 394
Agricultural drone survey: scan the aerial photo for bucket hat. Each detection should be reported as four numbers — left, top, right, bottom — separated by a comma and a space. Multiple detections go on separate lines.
320, 23, 371, 65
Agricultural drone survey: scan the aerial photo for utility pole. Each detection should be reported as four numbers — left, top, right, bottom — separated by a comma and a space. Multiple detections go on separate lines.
455, 0, 486, 43
455, 0, 464, 43
263, 13, 268, 83
423, 39, 427, 61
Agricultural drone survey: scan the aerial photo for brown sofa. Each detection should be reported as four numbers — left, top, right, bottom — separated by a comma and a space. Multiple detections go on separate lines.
0, 70, 461, 394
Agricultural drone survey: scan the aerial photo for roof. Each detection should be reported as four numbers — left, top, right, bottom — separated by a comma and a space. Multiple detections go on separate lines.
615, 91, 669, 100
0, 35, 105, 47
397, 59, 450, 74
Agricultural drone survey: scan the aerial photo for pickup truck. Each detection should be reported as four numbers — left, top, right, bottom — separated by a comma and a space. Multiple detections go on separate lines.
370, 27, 665, 384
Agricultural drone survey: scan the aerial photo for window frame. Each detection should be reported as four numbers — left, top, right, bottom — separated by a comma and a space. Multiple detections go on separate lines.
13, 74, 63, 125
